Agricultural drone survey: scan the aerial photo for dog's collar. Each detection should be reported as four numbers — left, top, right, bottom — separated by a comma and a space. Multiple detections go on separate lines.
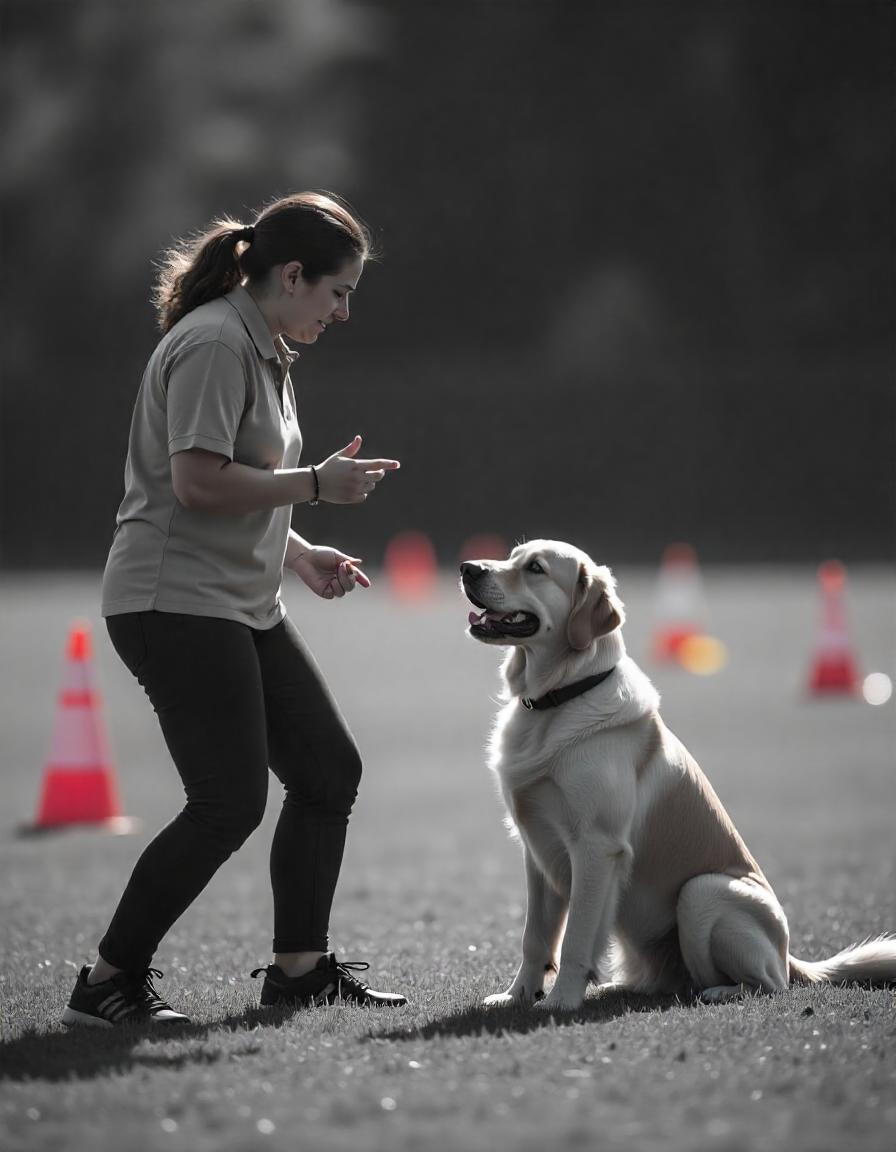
521, 667, 616, 711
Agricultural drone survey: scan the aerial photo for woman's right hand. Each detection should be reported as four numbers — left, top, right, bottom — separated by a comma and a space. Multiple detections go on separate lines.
315, 435, 400, 504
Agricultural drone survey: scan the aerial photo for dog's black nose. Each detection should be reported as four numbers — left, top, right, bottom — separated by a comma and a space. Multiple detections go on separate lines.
460, 561, 487, 581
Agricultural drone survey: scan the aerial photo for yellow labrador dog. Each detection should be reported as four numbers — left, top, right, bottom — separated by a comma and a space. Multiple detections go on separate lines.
461, 539, 896, 1011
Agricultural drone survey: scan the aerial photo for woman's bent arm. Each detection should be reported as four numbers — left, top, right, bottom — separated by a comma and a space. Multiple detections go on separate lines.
172, 437, 400, 514
171, 448, 315, 514
285, 528, 313, 566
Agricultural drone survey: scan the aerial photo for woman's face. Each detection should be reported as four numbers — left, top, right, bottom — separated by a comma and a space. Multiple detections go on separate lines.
279, 255, 364, 344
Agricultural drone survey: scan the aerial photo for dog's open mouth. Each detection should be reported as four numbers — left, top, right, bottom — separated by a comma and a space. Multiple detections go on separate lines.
468, 608, 539, 638
466, 599, 540, 639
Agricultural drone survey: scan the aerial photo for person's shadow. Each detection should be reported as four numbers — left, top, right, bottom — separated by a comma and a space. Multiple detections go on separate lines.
0, 1004, 287, 1083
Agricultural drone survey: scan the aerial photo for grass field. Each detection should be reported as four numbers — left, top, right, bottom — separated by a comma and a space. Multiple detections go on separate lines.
1, 565, 894, 1152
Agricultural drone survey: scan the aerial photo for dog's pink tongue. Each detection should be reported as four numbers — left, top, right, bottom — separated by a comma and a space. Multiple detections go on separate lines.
468, 610, 483, 625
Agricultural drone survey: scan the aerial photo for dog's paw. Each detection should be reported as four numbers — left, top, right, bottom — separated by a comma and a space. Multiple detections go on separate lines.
483, 992, 516, 1007
699, 983, 748, 1004
534, 989, 584, 1013
483, 988, 541, 1006
483, 985, 544, 1007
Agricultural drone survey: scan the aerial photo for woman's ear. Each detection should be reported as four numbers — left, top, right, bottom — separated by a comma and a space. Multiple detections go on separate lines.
281, 261, 304, 294
566, 564, 625, 651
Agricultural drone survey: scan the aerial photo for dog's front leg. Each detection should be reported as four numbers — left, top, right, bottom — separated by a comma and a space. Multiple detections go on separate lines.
484, 845, 567, 1006
537, 834, 630, 1012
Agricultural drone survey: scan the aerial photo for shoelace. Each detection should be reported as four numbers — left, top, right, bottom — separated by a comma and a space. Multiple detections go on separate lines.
125, 967, 170, 1012
249, 959, 372, 996
332, 959, 371, 996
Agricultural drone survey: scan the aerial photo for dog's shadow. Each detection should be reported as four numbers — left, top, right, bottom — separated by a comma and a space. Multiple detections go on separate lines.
369, 988, 684, 1042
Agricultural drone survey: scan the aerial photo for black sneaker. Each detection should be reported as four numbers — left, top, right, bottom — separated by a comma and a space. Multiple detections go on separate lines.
61, 965, 190, 1028
251, 953, 407, 1008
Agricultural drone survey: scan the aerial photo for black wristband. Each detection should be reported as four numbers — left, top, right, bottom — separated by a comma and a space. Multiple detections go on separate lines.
309, 465, 320, 506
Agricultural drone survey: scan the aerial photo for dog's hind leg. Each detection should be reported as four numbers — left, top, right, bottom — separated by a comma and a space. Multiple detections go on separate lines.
484, 845, 568, 1006
677, 874, 790, 1003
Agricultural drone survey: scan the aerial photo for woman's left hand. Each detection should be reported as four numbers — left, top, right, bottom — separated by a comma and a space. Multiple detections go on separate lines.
286, 546, 371, 600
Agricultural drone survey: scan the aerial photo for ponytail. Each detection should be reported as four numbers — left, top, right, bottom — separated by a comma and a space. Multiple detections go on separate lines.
153, 218, 253, 334
152, 192, 371, 334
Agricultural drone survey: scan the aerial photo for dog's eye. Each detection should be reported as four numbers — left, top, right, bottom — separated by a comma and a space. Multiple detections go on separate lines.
526, 559, 545, 574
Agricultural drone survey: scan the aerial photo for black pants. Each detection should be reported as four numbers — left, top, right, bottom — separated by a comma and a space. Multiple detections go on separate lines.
100, 611, 361, 971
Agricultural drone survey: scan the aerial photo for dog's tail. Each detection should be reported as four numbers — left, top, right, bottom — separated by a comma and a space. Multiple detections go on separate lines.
789, 934, 896, 985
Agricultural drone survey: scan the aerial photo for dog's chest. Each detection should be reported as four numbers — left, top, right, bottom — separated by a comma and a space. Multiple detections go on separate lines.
489, 706, 574, 787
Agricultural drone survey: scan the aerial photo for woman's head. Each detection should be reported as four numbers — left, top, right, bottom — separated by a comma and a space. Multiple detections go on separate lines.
153, 192, 373, 334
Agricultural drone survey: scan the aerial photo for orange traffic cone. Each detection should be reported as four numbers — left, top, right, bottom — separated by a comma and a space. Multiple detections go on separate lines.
22, 620, 137, 834
384, 530, 438, 600
807, 560, 860, 696
651, 542, 706, 661
458, 533, 509, 564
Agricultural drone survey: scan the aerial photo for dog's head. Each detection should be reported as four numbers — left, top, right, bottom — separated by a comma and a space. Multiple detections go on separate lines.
460, 539, 625, 653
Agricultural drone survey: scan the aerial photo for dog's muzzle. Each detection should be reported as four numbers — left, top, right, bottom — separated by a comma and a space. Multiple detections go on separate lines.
460, 562, 540, 640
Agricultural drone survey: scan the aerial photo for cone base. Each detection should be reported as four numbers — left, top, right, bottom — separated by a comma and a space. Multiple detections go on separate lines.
809, 680, 860, 696
809, 656, 860, 696
32, 767, 125, 828
17, 815, 140, 837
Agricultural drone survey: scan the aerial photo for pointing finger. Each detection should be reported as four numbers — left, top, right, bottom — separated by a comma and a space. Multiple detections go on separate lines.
354, 458, 400, 471
344, 560, 371, 588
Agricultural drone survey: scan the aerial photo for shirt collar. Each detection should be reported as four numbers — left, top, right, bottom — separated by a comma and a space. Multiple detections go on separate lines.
225, 284, 300, 369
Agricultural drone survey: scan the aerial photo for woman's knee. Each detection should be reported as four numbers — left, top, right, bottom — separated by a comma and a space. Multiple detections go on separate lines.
186, 782, 268, 850
336, 743, 362, 810
283, 741, 362, 814
318, 739, 362, 813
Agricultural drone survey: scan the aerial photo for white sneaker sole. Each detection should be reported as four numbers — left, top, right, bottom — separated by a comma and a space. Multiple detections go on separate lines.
61, 1005, 189, 1027
61, 1007, 114, 1028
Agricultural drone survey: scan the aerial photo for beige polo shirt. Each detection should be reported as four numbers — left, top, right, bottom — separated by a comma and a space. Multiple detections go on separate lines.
102, 285, 302, 629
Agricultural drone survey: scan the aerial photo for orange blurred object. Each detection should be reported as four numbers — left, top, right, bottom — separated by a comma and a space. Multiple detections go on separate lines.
676, 633, 728, 676
650, 542, 706, 661
384, 530, 438, 600
458, 533, 509, 564
22, 619, 137, 834
807, 560, 861, 696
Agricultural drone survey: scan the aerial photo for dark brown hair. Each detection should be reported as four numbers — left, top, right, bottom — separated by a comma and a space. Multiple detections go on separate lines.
152, 192, 372, 333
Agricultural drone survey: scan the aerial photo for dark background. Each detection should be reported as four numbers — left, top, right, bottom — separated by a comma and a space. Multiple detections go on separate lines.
2, 0, 893, 568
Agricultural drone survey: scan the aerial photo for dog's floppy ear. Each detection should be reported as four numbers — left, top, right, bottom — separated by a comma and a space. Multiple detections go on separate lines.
566, 563, 625, 651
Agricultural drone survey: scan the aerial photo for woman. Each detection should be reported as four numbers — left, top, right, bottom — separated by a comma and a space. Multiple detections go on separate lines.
62, 192, 406, 1027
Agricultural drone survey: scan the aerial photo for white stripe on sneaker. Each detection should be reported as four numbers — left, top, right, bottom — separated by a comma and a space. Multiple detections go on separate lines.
61, 1007, 114, 1029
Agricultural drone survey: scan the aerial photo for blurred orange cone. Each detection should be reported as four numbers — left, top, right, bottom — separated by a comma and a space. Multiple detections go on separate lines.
458, 533, 509, 564
807, 560, 860, 696
22, 620, 137, 834
651, 542, 706, 661
384, 530, 438, 600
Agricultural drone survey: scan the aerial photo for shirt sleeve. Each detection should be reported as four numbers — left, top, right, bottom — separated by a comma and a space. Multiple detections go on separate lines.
164, 340, 247, 460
